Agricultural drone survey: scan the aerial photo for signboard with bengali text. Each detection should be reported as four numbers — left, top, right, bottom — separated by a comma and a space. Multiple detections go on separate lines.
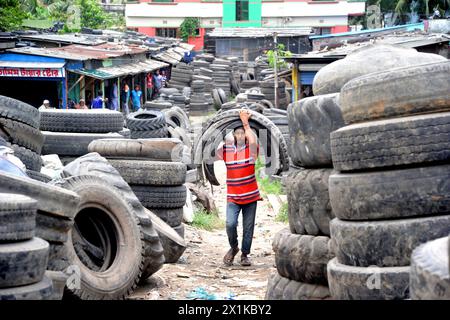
0, 67, 65, 78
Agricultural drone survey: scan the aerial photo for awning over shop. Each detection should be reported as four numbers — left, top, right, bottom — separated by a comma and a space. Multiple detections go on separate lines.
0, 60, 66, 78
68, 59, 169, 80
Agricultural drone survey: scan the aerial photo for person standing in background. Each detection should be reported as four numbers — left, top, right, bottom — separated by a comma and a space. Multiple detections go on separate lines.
131, 85, 142, 112
110, 82, 119, 111
146, 73, 154, 101
91, 91, 107, 109
121, 82, 130, 115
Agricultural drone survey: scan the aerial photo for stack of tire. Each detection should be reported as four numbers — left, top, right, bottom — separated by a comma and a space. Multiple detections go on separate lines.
265, 93, 345, 300
149, 89, 190, 115
0, 95, 45, 177
409, 235, 450, 300
260, 81, 288, 110
254, 58, 269, 81
239, 80, 259, 93
189, 80, 214, 116
126, 109, 168, 139
327, 58, 450, 300
0, 193, 53, 300
167, 62, 192, 90
0, 172, 80, 300
310, 45, 448, 299
195, 54, 215, 63
40, 109, 125, 165
162, 106, 192, 150
211, 60, 232, 98
212, 88, 228, 109
227, 56, 241, 96
87, 140, 188, 263
262, 108, 290, 150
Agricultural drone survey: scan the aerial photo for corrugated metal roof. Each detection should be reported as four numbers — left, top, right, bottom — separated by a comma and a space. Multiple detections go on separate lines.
68, 59, 168, 80
16, 33, 106, 46
207, 27, 313, 38
9, 43, 149, 61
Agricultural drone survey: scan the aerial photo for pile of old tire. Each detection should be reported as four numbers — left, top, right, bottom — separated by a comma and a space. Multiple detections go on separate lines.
189, 80, 214, 116
0, 172, 80, 300
194, 109, 289, 185
0, 193, 53, 300
262, 108, 290, 149
212, 88, 228, 109
40, 109, 125, 165
0, 95, 45, 175
266, 96, 343, 299
167, 62, 192, 90
240, 80, 259, 93
162, 106, 192, 150
126, 109, 168, 139
86, 141, 188, 263
260, 81, 288, 110
327, 59, 450, 300
211, 60, 232, 98
409, 235, 450, 300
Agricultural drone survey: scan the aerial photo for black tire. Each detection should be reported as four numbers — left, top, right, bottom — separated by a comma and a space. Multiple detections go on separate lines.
212, 89, 222, 107
340, 60, 450, 124
41, 131, 124, 157
0, 193, 36, 241
126, 109, 166, 131
11, 145, 42, 171
0, 237, 49, 288
55, 176, 144, 300
151, 208, 184, 228
218, 89, 227, 104
286, 169, 335, 236
329, 165, 450, 221
0, 171, 80, 219
0, 276, 53, 300
0, 118, 44, 153
162, 107, 190, 130
87, 138, 184, 162
131, 185, 187, 209
327, 258, 410, 300
265, 272, 330, 300
330, 215, 450, 267
288, 93, 344, 167
194, 109, 289, 184
159, 223, 186, 263
107, 159, 186, 186
273, 229, 334, 285
25, 170, 51, 183
0, 95, 40, 129
61, 153, 164, 280
35, 211, 73, 244
143, 101, 173, 110
410, 236, 450, 300
313, 44, 446, 96
130, 127, 168, 139
331, 112, 450, 172
40, 109, 124, 133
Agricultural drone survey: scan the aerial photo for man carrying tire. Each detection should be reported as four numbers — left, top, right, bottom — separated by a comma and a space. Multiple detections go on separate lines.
216, 109, 262, 267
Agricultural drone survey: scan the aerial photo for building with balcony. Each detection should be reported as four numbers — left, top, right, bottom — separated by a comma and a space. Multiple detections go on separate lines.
126, 0, 367, 50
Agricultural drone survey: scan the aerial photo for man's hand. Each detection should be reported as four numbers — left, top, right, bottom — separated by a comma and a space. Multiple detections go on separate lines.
239, 109, 251, 124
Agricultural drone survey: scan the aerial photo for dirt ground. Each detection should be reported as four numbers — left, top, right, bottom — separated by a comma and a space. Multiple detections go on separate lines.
129, 181, 287, 300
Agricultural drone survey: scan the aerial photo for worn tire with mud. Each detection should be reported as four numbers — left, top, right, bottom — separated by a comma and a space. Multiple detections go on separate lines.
285, 169, 335, 236
330, 216, 450, 267
151, 208, 184, 228
265, 272, 330, 300
0, 193, 37, 241
0, 276, 53, 300
107, 159, 186, 186
0, 95, 40, 129
329, 165, 450, 221
273, 229, 334, 285
0, 237, 49, 288
0, 118, 44, 153
340, 60, 450, 124
61, 153, 165, 281
331, 112, 450, 171
131, 185, 187, 209
288, 93, 344, 167
11, 145, 42, 171
40, 109, 124, 133
410, 236, 450, 300
159, 223, 185, 263
35, 212, 73, 244
327, 258, 410, 300
54, 176, 144, 300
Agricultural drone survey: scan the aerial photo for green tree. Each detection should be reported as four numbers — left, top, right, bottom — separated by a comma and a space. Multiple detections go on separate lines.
0, 0, 27, 31
266, 44, 292, 70
179, 17, 200, 41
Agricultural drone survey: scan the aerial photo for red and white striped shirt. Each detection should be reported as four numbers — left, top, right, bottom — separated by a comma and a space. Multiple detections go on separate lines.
217, 142, 262, 205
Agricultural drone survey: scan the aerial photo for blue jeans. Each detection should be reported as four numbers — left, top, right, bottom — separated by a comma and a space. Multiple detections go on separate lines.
226, 201, 257, 255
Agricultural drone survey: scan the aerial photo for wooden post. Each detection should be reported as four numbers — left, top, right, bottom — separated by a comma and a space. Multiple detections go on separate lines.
117, 77, 121, 112
101, 81, 105, 109
273, 32, 278, 109
292, 61, 299, 102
